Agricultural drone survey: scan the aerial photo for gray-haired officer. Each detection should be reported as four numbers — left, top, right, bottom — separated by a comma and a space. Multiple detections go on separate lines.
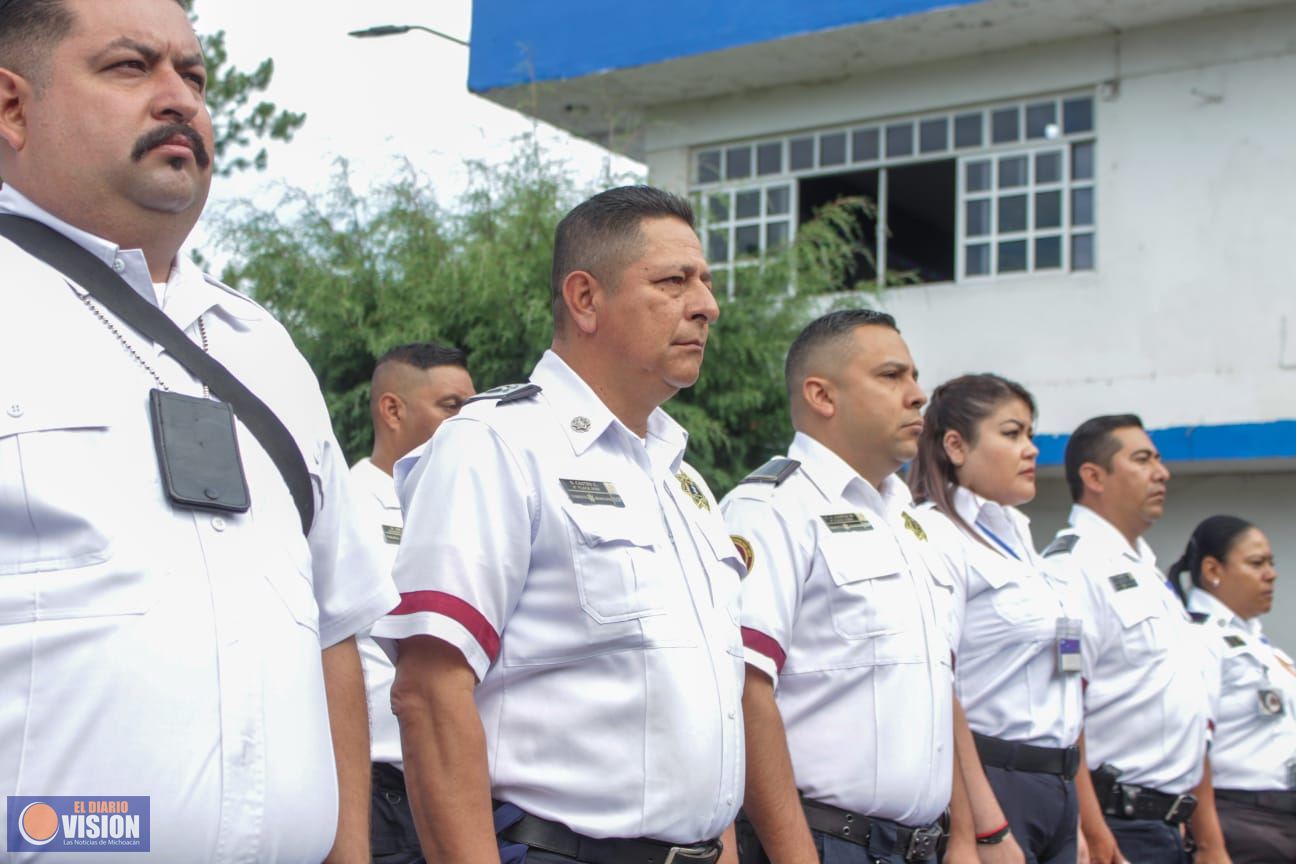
372, 186, 743, 864
1043, 415, 1226, 864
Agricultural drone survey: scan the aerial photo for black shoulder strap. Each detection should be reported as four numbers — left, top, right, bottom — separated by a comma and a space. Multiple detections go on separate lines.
740, 457, 801, 486
0, 215, 315, 535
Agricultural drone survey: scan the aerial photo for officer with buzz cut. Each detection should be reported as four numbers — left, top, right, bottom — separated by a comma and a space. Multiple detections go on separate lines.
723, 309, 1004, 864
1043, 414, 1226, 864
371, 186, 744, 864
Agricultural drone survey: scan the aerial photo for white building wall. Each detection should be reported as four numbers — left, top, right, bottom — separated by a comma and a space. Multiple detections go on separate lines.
643, 3, 1296, 435
642, 4, 1296, 645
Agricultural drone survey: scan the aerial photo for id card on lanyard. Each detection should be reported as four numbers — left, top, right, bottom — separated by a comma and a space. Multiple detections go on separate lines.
1056, 617, 1082, 674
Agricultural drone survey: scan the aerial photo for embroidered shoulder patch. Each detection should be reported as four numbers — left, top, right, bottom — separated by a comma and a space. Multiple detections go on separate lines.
731, 536, 755, 574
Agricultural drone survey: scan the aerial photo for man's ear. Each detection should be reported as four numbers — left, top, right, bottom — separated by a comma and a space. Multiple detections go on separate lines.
561, 270, 601, 336
801, 375, 836, 420
0, 68, 32, 153
377, 392, 403, 432
1079, 462, 1105, 497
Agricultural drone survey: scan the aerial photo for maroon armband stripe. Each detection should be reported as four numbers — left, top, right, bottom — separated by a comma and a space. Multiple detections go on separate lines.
391, 590, 501, 661
741, 626, 787, 672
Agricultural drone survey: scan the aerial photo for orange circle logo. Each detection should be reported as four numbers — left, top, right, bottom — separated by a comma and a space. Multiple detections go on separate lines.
18, 801, 59, 845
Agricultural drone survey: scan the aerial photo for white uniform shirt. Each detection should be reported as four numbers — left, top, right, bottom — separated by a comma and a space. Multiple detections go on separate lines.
1187, 589, 1296, 791
371, 350, 745, 843
928, 488, 1083, 748
0, 187, 399, 862
349, 457, 405, 770
1043, 505, 1214, 794
721, 432, 955, 826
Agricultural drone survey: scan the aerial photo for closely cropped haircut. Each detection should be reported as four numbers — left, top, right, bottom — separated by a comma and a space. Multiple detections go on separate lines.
1166, 515, 1255, 604
908, 373, 1037, 539
0, 0, 188, 88
1063, 413, 1144, 502
0, 0, 76, 85
373, 341, 467, 377
549, 185, 694, 327
783, 308, 897, 403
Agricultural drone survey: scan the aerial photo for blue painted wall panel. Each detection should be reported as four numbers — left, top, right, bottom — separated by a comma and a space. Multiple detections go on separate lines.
469, 0, 983, 93
1034, 420, 1296, 467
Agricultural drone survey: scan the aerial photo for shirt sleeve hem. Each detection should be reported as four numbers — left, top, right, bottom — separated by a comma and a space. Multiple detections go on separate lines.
318, 582, 400, 649
371, 611, 493, 681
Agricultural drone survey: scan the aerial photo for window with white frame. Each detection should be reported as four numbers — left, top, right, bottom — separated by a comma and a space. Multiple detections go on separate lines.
690, 92, 1097, 292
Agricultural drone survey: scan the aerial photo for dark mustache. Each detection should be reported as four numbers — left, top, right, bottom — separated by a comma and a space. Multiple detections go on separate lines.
130, 124, 211, 169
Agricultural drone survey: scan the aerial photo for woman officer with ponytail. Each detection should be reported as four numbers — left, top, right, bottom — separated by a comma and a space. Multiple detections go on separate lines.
1172, 517, 1296, 864
909, 375, 1084, 864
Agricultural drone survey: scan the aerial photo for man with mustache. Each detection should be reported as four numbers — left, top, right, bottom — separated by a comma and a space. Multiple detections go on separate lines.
372, 186, 744, 864
0, 1, 397, 861
721, 310, 996, 864
1043, 415, 1227, 864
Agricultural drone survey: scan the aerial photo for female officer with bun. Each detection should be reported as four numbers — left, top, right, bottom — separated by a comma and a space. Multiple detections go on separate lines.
1172, 516, 1296, 864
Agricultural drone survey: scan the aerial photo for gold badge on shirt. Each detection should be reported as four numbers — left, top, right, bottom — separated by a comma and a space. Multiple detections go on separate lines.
902, 512, 928, 542
675, 471, 710, 511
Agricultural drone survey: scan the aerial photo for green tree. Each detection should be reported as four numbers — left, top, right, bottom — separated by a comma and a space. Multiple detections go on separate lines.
216, 136, 886, 494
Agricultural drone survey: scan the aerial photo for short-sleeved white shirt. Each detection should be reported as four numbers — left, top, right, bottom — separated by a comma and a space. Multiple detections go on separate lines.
1043, 505, 1213, 794
720, 432, 955, 827
928, 488, 1083, 748
0, 186, 400, 862
1187, 590, 1296, 791
371, 350, 745, 843
349, 457, 405, 770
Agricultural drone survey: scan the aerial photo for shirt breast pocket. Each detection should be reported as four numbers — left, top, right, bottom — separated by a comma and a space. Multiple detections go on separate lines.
820, 533, 909, 641
0, 399, 118, 575
1111, 592, 1165, 663
561, 503, 665, 624
0, 399, 150, 623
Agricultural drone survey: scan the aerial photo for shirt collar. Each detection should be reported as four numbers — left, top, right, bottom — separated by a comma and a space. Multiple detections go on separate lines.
1068, 503, 1156, 565
351, 457, 399, 509
0, 185, 258, 331
1187, 588, 1262, 635
788, 431, 911, 514
953, 485, 1030, 539
530, 350, 689, 474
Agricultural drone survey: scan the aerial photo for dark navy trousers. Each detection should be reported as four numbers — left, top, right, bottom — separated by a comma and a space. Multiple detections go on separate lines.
1106, 818, 1188, 864
983, 765, 1078, 864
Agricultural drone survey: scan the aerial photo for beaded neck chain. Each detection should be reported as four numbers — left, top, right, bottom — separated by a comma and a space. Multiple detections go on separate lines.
73, 286, 211, 399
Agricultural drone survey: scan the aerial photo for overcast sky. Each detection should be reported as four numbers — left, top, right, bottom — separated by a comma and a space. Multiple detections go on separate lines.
191, 0, 643, 248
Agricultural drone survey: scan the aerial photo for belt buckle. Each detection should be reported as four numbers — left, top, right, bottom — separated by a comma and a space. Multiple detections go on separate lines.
1164, 794, 1196, 824
904, 825, 942, 861
664, 843, 718, 864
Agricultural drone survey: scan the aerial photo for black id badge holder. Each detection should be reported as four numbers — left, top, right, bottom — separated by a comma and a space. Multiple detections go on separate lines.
149, 389, 251, 513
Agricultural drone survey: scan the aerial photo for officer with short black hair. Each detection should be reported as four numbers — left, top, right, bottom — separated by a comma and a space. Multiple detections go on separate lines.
1044, 415, 1226, 864
723, 309, 1004, 864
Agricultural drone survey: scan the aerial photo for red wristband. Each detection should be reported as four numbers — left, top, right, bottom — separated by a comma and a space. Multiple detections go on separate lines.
975, 821, 1011, 844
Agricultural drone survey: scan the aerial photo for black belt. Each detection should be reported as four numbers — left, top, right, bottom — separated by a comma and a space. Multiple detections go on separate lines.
498, 809, 721, 864
800, 797, 943, 862
973, 732, 1081, 779
1215, 788, 1296, 815
1092, 774, 1197, 825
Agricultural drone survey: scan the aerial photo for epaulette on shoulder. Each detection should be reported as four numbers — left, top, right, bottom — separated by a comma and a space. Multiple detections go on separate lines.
463, 383, 542, 406
1188, 611, 1209, 624
740, 457, 800, 487
1042, 533, 1080, 558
